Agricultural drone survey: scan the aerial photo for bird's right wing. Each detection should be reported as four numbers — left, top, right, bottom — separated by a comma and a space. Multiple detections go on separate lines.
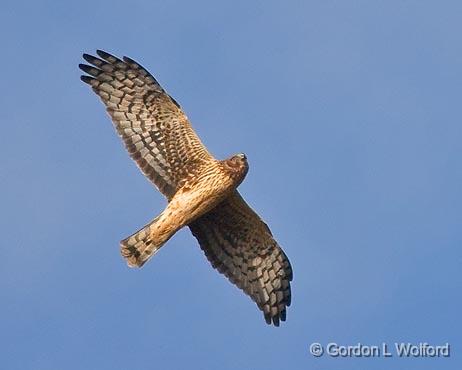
189, 191, 293, 326
79, 50, 213, 199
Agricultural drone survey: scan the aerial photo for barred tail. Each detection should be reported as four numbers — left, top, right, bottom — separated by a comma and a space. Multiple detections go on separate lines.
120, 215, 165, 267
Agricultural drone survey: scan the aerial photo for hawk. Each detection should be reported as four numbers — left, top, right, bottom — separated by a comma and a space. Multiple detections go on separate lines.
79, 50, 293, 326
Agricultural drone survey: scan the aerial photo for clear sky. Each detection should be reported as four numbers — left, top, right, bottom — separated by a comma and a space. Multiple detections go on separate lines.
1, 1, 460, 369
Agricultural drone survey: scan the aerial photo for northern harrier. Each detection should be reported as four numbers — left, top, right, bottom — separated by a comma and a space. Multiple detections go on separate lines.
79, 50, 293, 326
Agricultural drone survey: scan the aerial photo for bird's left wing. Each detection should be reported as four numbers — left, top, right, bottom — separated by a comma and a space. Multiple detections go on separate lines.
79, 50, 213, 199
189, 191, 293, 326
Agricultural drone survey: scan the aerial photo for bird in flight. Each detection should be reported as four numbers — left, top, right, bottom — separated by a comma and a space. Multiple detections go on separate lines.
79, 50, 293, 326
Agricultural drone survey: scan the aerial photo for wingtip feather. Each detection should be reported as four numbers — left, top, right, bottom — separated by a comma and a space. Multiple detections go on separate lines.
80, 75, 95, 84
123, 55, 138, 65
96, 49, 123, 64
82, 53, 97, 64
96, 49, 111, 59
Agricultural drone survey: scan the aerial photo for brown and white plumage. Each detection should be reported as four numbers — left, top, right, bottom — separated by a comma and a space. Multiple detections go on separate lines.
80, 50, 293, 326
80, 50, 211, 198
190, 192, 292, 325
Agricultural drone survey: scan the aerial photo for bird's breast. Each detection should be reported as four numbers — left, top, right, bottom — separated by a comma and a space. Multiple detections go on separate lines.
170, 165, 240, 225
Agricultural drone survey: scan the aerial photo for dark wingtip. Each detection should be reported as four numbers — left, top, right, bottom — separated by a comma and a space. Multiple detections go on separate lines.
96, 49, 112, 59
264, 311, 286, 326
122, 55, 138, 65
80, 75, 94, 84
82, 53, 96, 63
96, 49, 123, 64
78, 63, 90, 72
79, 63, 100, 77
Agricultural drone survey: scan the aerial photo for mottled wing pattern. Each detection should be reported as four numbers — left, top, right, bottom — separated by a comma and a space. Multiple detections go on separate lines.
79, 50, 213, 199
189, 191, 292, 326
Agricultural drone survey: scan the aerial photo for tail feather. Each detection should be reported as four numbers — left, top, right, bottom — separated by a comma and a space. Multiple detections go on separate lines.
120, 216, 163, 267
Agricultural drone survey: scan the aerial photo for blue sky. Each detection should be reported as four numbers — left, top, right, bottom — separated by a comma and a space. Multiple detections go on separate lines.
1, 1, 461, 369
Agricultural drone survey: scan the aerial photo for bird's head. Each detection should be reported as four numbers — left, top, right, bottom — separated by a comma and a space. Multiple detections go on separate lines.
224, 153, 249, 185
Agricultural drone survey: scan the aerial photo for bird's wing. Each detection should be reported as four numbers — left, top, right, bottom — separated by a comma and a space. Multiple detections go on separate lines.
79, 50, 213, 199
189, 191, 293, 326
